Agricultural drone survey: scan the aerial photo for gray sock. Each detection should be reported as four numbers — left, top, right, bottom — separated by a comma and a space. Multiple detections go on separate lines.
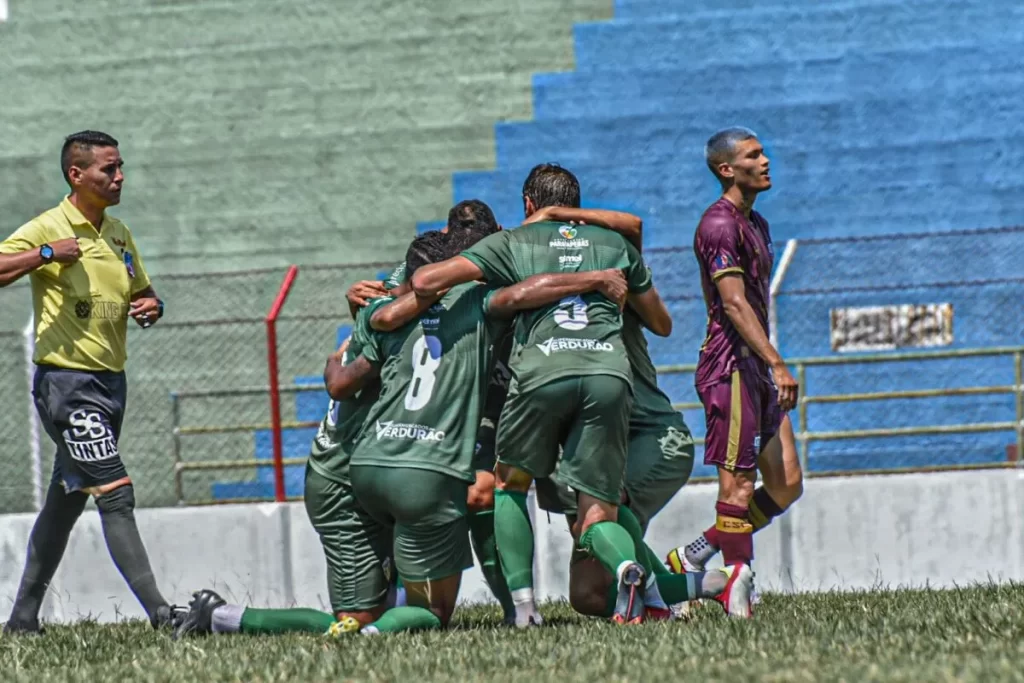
8, 482, 87, 625
211, 604, 245, 634
697, 570, 728, 599
95, 485, 168, 620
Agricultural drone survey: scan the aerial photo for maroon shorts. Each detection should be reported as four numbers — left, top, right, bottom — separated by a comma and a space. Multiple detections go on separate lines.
697, 369, 781, 472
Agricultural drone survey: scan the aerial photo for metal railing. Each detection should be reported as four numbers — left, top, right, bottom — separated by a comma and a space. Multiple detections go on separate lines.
170, 344, 1024, 504
663, 345, 1024, 481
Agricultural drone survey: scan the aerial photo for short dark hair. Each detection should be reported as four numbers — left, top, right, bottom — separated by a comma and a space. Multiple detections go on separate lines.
442, 225, 491, 259
704, 127, 758, 179
61, 130, 119, 185
447, 199, 498, 236
405, 230, 449, 278
522, 163, 580, 209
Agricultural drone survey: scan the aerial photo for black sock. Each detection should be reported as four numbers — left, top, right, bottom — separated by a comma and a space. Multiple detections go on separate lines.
9, 482, 88, 625
95, 485, 168, 620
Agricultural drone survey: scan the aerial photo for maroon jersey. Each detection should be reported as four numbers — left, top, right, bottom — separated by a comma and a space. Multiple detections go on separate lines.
693, 198, 774, 387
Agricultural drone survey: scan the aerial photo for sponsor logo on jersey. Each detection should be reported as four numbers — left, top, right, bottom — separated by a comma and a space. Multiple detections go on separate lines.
548, 238, 590, 249
558, 254, 583, 269
62, 409, 119, 462
559, 226, 577, 239
535, 337, 615, 357
375, 420, 445, 442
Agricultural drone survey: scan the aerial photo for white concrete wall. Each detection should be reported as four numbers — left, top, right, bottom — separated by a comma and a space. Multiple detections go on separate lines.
1, 469, 1020, 623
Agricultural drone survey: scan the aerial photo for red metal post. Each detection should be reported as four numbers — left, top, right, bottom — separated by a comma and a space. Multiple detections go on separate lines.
266, 265, 299, 502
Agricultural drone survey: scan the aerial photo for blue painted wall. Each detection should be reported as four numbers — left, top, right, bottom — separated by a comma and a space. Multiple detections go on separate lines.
216, 0, 1024, 498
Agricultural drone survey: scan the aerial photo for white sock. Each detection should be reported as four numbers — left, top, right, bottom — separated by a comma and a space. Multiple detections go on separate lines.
210, 604, 244, 634
360, 625, 380, 636
684, 535, 717, 566
511, 587, 535, 607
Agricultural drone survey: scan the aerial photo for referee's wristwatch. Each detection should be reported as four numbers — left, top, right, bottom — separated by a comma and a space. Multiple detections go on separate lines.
39, 244, 54, 263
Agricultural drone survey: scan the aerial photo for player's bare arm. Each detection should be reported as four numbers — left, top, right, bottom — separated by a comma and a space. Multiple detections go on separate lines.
487, 269, 627, 319
410, 256, 483, 297
370, 290, 444, 332
323, 351, 380, 401
627, 288, 672, 337
714, 274, 798, 410
525, 206, 642, 250
0, 237, 81, 287
346, 280, 389, 318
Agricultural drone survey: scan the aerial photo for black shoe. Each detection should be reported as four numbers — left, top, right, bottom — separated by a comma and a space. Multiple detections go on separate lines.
3, 619, 44, 636
151, 604, 188, 630
173, 589, 226, 640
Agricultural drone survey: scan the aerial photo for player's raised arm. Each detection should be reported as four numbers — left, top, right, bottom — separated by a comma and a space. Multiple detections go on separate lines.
371, 289, 443, 331
410, 256, 483, 297
526, 206, 642, 251
323, 339, 380, 400
626, 287, 672, 337
486, 269, 628, 319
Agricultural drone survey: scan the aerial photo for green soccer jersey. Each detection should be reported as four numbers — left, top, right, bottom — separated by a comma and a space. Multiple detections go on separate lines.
383, 261, 406, 291
622, 308, 679, 428
461, 221, 652, 393
307, 298, 390, 485
352, 282, 511, 482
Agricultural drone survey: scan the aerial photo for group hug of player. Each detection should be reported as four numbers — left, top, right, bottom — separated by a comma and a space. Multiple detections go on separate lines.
174, 127, 805, 638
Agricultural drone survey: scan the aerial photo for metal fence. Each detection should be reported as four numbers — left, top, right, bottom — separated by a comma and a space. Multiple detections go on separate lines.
0, 262, 394, 514
2, 227, 1022, 510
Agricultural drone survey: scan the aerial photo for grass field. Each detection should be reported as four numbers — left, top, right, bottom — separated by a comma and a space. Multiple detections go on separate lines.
2, 585, 1024, 682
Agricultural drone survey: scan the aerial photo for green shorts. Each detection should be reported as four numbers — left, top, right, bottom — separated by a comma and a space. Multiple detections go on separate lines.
303, 465, 393, 613
496, 375, 631, 504
535, 414, 695, 530
349, 465, 473, 583
473, 417, 498, 473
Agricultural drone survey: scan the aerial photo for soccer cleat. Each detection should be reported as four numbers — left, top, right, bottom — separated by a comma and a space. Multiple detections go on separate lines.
713, 564, 754, 619
151, 604, 187, 630
173, 589, 226, 639
611, 561, 646, 625
327, 616, 363, 637
666, 546, 705, 574
512, 604, 544, 628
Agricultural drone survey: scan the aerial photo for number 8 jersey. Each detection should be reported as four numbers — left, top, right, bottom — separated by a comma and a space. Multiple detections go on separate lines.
350, 282, 510, 482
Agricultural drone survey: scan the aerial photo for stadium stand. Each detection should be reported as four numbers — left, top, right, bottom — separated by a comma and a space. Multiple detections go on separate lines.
0, 0, 1021, 506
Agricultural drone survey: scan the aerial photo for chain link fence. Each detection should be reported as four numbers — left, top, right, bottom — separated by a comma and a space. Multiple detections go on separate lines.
0, 262, 397, 513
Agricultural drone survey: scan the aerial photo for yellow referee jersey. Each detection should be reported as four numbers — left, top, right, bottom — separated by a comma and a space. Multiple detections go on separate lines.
0, 198, 151, 372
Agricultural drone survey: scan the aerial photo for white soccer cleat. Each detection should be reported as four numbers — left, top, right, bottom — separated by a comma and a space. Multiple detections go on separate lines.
713, 564, 754, 619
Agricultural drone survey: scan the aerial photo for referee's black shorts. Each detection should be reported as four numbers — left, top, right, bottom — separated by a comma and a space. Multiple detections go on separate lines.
32, 365, 130, 493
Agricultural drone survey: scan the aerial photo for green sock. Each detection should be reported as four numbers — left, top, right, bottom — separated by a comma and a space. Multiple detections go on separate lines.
616, 507, 669, 577
364, 606, 441, 634
468, 509, 516, 619
239, 607, 337, 635
578, 520, 638, 578
494, 489, 534, 591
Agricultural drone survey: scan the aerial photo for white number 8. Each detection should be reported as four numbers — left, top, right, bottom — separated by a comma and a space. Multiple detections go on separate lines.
405, 335, 441, 410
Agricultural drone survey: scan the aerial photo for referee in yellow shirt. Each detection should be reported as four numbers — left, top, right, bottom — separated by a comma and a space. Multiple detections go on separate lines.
0, 131, 176, 634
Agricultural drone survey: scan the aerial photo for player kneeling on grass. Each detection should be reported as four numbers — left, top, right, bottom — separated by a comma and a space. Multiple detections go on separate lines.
326, 230, 631, 635
173, 244, 434, 640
